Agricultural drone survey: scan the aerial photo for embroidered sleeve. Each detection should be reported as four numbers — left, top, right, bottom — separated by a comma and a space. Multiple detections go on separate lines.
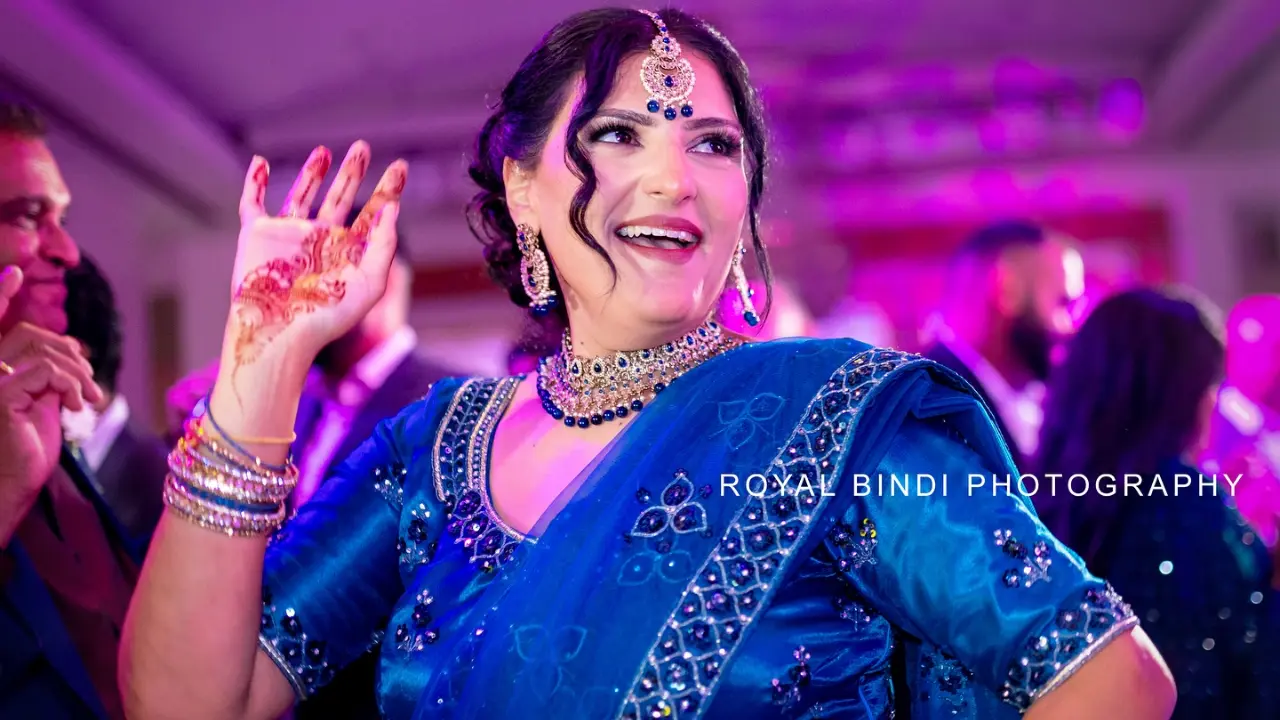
258, 382, 449, 700
829, 379, 1137, 712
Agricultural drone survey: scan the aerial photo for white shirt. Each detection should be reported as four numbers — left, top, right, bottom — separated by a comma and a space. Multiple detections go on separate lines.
293, 327, 419, 506
79, 394, 131, 473
934, 325, 1045, 458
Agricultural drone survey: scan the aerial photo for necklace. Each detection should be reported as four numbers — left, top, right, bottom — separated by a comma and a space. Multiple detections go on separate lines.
536, 320, 742, 428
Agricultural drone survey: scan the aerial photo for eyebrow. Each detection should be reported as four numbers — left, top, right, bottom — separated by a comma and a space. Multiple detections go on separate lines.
594, 108, 743, 134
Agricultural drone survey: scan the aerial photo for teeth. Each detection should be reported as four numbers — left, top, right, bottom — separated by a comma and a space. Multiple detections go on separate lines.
616, 225, 697, 243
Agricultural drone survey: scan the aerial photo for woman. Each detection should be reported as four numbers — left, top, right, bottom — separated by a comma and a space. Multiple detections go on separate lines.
119, 8, 1175, 719
1033, 287, 1280, 718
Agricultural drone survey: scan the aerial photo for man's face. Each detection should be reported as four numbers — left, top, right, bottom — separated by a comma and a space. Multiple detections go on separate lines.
0, 134, 78, 334
1008, 238, 1083, 380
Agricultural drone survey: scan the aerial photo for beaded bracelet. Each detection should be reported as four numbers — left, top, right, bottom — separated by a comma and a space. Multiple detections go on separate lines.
162, 416, 298, 537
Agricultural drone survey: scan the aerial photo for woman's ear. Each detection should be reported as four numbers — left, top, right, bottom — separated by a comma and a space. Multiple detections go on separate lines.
504, 157, 537, 225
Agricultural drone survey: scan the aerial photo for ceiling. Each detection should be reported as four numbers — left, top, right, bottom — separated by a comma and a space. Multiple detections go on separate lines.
2, 0, 1278, 222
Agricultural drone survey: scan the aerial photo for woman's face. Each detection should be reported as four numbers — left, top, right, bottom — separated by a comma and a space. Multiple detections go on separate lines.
507, 50, 749, 351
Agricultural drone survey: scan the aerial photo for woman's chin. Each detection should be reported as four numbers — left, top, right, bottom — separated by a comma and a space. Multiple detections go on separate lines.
630, 297, 712, 331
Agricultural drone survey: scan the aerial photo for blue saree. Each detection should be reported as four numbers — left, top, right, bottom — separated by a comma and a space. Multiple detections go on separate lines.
258, 338, 1137, 718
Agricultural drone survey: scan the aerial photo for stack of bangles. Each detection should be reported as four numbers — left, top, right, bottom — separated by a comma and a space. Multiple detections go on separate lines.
164, 398, 298, 537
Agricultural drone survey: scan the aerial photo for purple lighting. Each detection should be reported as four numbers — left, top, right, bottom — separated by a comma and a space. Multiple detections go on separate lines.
1097, 78, 1145, 140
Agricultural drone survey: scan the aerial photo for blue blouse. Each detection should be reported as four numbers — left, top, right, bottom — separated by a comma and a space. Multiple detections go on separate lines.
257, 339, 1137, 718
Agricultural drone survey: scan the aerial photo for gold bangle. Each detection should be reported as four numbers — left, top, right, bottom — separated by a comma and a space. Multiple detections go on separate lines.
222, 430, 297, 445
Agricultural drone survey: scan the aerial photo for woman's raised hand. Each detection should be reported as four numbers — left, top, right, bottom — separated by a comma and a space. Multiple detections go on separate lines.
221, 141, 407, 392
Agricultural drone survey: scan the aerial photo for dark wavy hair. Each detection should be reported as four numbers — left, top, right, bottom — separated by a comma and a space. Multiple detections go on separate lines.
65, 253, 123, 395
466, 7, 773, 350
1032, 286, 1225, 564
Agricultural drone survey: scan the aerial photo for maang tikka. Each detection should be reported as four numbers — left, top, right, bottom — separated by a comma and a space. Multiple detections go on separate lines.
732, 243, 759, 327
639, 10, 695, 121
516, 224, 557, 316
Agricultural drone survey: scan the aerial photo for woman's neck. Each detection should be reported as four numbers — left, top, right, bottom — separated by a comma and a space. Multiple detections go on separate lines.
566, 314, 714, 358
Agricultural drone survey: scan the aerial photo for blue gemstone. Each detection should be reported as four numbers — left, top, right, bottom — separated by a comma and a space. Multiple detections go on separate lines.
654, 382, 667, 392
681, 105, 693, 117
663, 37, 670, 44
564, 417, 576, 427
664, 107, 677, 120
616, 406, 629, 418
648, 100, 660, 113
659, 25, 667, 32
745, 311, 760, 327
632, 399, 644, 411
577, 418, 590, 428
551, 409, 564, 420
603, 410, 615, 421
590, 414, 603, 425
664, 76, 674, 87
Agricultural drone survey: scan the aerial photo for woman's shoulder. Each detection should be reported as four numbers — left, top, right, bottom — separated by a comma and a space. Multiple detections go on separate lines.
734, 337, 974, 394
374, 373, 525, 444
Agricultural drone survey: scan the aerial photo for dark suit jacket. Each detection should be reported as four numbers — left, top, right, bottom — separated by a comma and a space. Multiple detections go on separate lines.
293, 349, 450, 719
921, 342, 1026, 471
0, 449, 142, 719
94, 423, 168, 552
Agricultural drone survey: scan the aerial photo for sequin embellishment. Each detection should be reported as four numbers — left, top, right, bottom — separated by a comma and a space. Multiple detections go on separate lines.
994, 529, 1052, 588
619, 348, 920, 720
631, 469, 710, 548
371, 461, 408, 511
918, 649, 974, 714
394, 589, 440, 654
259, 585, 333, 698
829, 518, 878, 570
999, 584, 1137, 710
430, 378, 524, 573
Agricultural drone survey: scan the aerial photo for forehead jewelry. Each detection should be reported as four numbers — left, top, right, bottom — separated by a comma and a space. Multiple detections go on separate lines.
639, 10, 695, 121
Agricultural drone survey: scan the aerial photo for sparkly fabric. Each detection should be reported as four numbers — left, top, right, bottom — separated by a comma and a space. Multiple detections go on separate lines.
1045, 458, 1280, 718
256, 338, 1136, 719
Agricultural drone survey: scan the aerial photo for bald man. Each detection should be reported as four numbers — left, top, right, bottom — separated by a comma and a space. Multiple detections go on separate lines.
923, 220, 1084, 470
1201, 294, 1280, 547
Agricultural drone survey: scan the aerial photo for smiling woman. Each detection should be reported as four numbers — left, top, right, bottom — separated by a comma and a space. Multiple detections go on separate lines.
120, 7, 1176, 720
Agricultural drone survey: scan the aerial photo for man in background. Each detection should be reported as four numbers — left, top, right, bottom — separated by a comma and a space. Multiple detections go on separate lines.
1202, 294, 1280, 549
0, 96, 137, 719
64, 253, 167, 551
922, 220, 1084, 470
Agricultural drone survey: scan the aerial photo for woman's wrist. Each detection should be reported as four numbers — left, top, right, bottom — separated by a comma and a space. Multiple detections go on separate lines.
203, 319, 314, 464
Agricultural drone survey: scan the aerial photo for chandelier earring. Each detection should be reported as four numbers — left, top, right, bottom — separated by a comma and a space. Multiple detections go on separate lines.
517, 224, 557, 316
732, 243, 759, 327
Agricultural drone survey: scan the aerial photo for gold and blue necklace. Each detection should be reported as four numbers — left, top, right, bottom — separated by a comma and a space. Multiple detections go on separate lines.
537, 320, 741, 428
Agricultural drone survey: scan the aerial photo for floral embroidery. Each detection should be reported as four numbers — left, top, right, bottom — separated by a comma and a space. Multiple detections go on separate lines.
829, 518, 878, 571
618, 549, 696, 586
371, 461, 408, 511
397, 502, 437, 570
394, 589, 439, 654
259, 584, 333, 698
1000, 584, 1137, 710
834, 593, 876, 631
620, 348, 921, 720
771, 646, 813, 709
994, 529, 1051, 588
512, 625, 590, 702
630, 470, 710, 550
714, 392, 786, 449
917, 649, 974, 714
429, 378, 523, 573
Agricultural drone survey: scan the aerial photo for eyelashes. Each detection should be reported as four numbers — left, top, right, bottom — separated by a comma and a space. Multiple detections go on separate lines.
585, 121, 742, 158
